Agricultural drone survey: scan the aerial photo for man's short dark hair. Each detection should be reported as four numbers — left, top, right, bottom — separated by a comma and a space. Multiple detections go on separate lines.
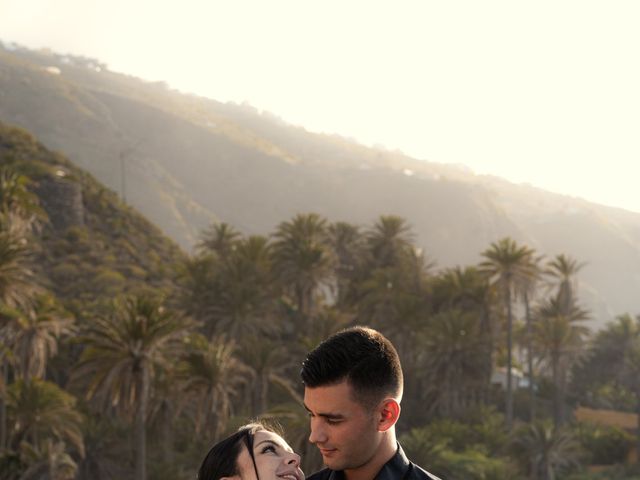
300, 326, 403, 407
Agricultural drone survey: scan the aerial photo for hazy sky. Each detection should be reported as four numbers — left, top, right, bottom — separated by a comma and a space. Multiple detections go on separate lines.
1, 0, 639, 212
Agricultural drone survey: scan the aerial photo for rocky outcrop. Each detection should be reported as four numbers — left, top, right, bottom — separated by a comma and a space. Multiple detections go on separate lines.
35, 175, 84, 230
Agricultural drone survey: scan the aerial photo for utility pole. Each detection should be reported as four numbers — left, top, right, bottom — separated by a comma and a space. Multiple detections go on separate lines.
118, 139, 143, 203
120, 150, 127, 203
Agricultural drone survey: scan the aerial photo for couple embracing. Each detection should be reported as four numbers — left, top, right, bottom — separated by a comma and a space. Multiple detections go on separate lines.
198, 326, 441, 480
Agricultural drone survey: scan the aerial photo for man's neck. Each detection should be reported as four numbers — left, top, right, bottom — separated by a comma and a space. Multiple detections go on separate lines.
343, 433, 397, 480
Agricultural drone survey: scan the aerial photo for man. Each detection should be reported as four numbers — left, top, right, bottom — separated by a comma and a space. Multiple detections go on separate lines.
301, 326, 441, 480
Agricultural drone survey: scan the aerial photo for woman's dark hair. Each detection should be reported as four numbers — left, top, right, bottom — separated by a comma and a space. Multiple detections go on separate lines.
197, 423, 267, 480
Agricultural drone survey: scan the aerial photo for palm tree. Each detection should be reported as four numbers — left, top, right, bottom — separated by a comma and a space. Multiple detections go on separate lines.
238, 334, 297, 417
399, 427, 448, 477
0, 231, 39, 310
211, 235, 278, 338
418, 309, 487, 418
176, 253, 218, 327
17, 439, 78, 480
516, 254, 544, 421
196, 222, 241, 257
366, 215, 414, 269
510, 420, 582, 480
327, 221, 366, 307
533, 297, 589, 427
0, 167, 46, 234
432, 266, 496, 403
480, 237, 535, 428
76, 415, 130, 480
3, 294, 74, 380
74, 294, 189, 480
272, 213, 334, 332
0, 232, 40, 449
544, 254, 585, 315
6, 379, 84, 456
177, 334, 249, 441
575, 314, 640, 458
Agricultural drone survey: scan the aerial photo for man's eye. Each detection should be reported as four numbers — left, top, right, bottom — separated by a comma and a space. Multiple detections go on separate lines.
326, 418, 342, 425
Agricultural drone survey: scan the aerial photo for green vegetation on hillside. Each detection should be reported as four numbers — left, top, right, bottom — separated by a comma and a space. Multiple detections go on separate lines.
2, 120, 640, 479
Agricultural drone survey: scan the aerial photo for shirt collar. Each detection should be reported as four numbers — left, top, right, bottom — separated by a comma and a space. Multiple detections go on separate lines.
326, 443, 410, 480
374, 444, 410, 480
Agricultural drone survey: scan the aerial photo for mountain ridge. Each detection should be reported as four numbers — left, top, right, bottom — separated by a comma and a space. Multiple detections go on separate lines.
1, 41, 638, 327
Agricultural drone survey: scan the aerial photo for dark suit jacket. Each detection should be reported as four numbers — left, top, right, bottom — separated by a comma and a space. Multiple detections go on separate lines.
307, 444, 441, 480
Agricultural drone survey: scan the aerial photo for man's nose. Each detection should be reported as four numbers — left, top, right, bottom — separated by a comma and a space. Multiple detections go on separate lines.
308, 420, 327, 444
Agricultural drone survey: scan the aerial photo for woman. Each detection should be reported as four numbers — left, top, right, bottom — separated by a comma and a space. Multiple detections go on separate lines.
198, 422, 304, 480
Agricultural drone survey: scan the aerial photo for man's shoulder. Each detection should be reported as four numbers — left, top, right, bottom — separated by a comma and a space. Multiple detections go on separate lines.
408, 461, 442, 480
307, 468, 333, 480
306, 461, 442, 480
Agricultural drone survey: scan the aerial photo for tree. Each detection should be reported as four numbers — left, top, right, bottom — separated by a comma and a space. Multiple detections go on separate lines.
0, 231, 38, 311
177, 334, 249, 440
2, 294, 74, 380
572, 314, 640, 459
74, 294, 189, 480
6, 379, 84, 456
418, 309, 487, 418
238, 334, 297, 417
544, 254, 585, 315
0, 167, 46, 235
515, 254, 544, 421
327, 221, 366, 307
0, 229, 40, 449
196, 222, 240, 258
432, 266, 496, 403
533, 297, 589, 427
365, 215, 414, 269
16, 440, 78, 480
510, 420, 582, 480
480, 237, 535, 428
211, 235, 278, 339
272, 213, 334, 331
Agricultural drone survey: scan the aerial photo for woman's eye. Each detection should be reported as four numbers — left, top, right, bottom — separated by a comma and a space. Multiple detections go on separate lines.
261, 445, 277, 454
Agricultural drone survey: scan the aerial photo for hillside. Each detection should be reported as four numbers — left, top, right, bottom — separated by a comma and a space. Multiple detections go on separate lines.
1, 41, 640, 326
0, 121, 185, 318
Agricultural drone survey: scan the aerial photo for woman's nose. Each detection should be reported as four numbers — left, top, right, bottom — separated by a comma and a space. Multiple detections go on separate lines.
286, 452, 301, 466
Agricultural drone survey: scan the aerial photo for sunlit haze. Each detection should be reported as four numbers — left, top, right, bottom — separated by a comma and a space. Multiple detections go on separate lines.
1, 0, 639, 212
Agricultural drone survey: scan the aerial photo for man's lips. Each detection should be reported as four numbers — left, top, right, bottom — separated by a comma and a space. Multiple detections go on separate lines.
319, 447, 337, 456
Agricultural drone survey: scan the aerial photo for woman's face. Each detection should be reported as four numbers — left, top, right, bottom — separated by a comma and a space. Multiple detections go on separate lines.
234, 430, 304, 480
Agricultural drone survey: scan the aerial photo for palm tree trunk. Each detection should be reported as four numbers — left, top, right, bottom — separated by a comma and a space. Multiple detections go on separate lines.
480, 305, 493, 405
506, 287, 514, 430
558, 361, 567, 426
636, 386, 640, 461
552, 354, 560, 428
134, 366, 149, 480
524, 292, 535, 421
161, 400, 173, 463
0, 361, 7, 448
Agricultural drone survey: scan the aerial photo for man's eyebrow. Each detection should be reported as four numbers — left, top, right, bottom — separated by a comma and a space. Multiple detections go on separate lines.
303, 403, 344, 419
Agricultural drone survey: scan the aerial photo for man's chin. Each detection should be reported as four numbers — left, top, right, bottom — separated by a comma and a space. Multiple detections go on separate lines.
318, 449, 343, 469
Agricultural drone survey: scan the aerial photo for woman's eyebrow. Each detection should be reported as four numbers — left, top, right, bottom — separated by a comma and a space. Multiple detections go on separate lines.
255, 439, 292, 452
255, 439, 279, 448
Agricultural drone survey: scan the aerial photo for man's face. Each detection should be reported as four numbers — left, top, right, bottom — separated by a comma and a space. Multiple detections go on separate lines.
304, 380, 382, 472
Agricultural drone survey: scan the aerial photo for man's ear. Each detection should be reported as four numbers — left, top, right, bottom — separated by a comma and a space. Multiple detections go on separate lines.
377, 398, 400, 432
